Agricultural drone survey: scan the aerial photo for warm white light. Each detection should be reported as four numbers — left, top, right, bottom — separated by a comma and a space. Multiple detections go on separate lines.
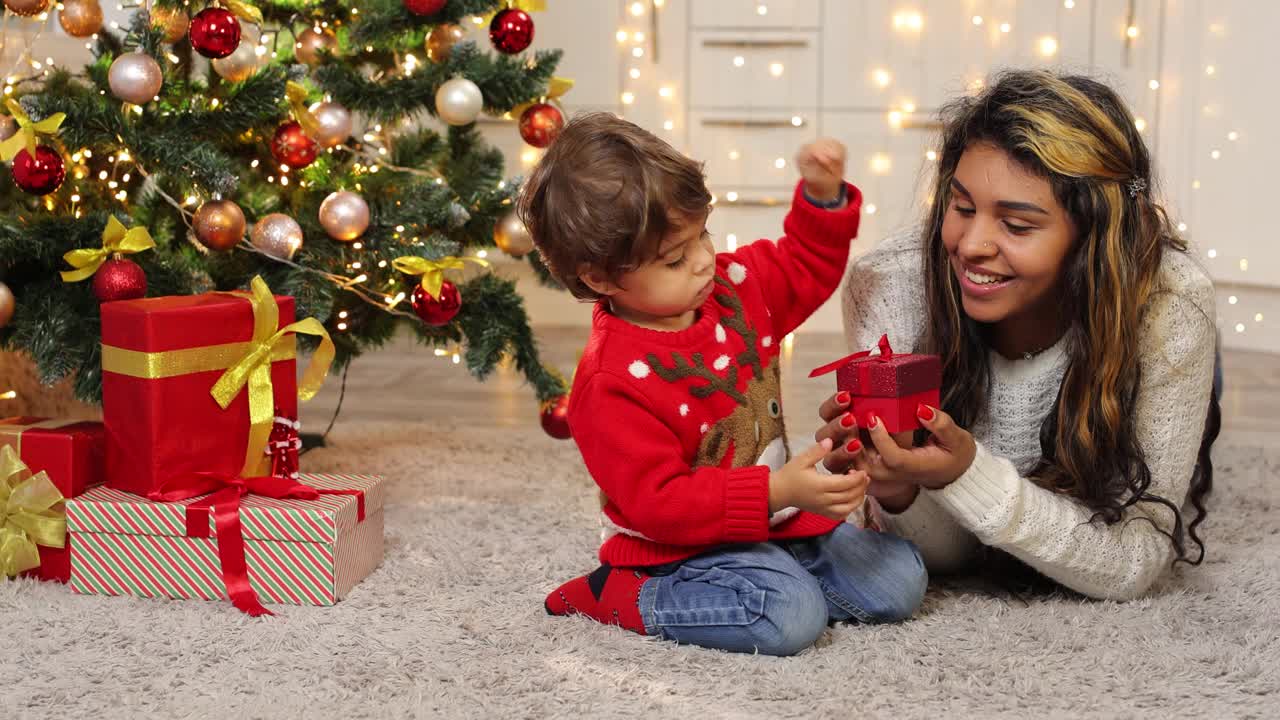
663, 120, 674, 130
769, 62, 784, 77
1148, 79, 1160, 90
872, 68, 892, 87
616, 30, 628, 43
633, 32, 645, 43
892, 12, 924, 31
887, 110, 904, 129
1205, 65, 1216, 75
476, 250, 488, 259
972, 15, 983, 25
865, 203, 877, 214
1235, 323, 1245, 333
1211, 149, 1221, 159
632, 47, 644, 58
1228, 131, 1239, 141
729, 150, 740, 160
1126, 25, 1140, 39
1240, 259, 1249, 271
629, 1, 644, 16
790, 115, 803, 127
1229, 295, 1238, 304
1192, 180, 1201, 189
659, 86, 673, 98
621, 91, 635, 104
870, 153, 892, 174
1038, 36, 1059, 56
629, 68, 640, 79
521, 149, 538, 165
1000, 22, 1012, 33
756, 4, 768, 16
1064, 0, 1075, 7
901, 100, 916, 113
1177, 222, 1187, 232
925, 150, 937, 161
726, 191, 739, 202
1135, 117, 1147, 132
1256, 313, 1264, 323
733, 55, 745, 67
774, 157, 786, 169
1207, 249, 1217, 258
726, 233, 738, 251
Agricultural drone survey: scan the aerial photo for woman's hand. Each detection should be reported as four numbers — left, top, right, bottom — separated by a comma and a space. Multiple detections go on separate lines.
816, 392, 917, 509
858, 405, 978, 491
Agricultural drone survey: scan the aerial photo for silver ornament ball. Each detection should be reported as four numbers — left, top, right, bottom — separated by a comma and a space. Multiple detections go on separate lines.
435, 77, 483, 126
318, 191, 370, 242
211, 38, 261, 82
494, 210, 534, 258
309, 101, 352, 148
108, 52, 163, 105
251, 213, 304, 260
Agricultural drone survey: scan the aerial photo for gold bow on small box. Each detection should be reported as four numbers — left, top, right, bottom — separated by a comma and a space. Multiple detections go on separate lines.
60, 216, 156, 283
392, 255, 488, 300
0, 98, 65, 163
0, 446, 66, 578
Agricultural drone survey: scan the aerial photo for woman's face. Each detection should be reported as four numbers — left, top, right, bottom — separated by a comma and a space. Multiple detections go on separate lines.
940, 142, 1077, 327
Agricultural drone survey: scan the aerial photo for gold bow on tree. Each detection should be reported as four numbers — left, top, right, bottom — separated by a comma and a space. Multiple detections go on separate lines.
285, 81, 322, 137
0, 446, 66, 578
511, 76, 573, 119
0, 99, 65, 163
60, 216, 156, 283
211, 276, 335, 476
481, 0, 547, 24
224, 0, 263, 25
392, 255, 489, 300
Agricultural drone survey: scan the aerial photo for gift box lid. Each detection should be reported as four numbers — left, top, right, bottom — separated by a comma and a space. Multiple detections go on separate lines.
809, 335, 941, 398
67, 473, 385, 544
101, 292, 296, 353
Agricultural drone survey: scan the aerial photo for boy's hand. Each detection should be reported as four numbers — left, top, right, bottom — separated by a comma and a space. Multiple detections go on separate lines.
796, 138, 847, 204
769, 438, 869, 521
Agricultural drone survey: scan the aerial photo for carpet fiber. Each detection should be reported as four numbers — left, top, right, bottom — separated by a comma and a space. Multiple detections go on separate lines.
5, 421, 1278, 719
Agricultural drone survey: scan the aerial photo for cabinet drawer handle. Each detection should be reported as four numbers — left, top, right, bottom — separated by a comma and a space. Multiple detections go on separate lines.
716, 197, 785, 207
702, 39, 809, 49
701, 118, 807, 129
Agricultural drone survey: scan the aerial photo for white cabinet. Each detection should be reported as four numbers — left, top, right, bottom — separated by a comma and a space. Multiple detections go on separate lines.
689, 31, 820, 110
691, 0, 821, 30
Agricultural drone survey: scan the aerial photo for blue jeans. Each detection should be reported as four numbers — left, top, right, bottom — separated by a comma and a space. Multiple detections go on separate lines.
637, 523, 927, 656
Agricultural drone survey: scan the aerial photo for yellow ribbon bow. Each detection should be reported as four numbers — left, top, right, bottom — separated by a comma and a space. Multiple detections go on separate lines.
210, 276, 336, 476
481, 0, 547, 25
0, 98, 66, 162
60, 216, 157, 283
0, 445, 66, 578
392, 255, 489, 300
285, 81, 323, 137
511, 76, 573, 120
224, 0, 263, 25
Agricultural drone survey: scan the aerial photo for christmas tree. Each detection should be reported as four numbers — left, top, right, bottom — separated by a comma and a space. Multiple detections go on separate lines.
0, 0, 569, 419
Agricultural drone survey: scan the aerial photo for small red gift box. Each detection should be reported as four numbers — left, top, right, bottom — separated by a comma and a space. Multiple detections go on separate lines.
99, 288, 299, 497
809, 335, 941, 434
0, 417, 105, 582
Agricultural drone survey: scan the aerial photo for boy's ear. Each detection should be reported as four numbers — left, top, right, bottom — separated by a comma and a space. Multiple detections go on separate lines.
578, 266, 620, 296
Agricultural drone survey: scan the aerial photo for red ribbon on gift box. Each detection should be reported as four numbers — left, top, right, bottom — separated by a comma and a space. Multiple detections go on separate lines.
149, 473, 366, 617
807, 334, 895, 379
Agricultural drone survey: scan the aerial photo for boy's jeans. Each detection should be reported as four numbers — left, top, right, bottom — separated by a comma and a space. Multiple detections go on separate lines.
638, 522, 927, 656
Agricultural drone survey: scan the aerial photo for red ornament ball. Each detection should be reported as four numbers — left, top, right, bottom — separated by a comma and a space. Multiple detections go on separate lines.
271, 121, 318, 169
489, 8, 534, 54
189, 7, 240, 59
518, 103, 564, 148
403, 0, 446, 16
540, 395, 571, 440
93, 257, 147, 302
411, 280, 462, 326
11, 145, 65, 195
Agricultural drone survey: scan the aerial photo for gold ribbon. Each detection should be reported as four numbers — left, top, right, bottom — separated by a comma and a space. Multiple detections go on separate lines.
224, 0, 263, 25
0, 418, 82, 457
60, 216, 156, 283
392, 255, 488, 300
511, 76, 573, 119
0, 98, 65, 162
99, 276, 334, 477
0, 445, 66, 578
285, 81, 322, 138
481, 0, 547, 25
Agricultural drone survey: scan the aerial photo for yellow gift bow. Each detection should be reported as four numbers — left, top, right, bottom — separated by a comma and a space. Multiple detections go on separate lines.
60, 216, 156, 283
285, 81, 323, 137
0, 98, 66, 162
0, 445, 66, 578
510, 76, 573, 120
481, 0, 547, 25
210, 275, 336, 476
224, 0, 263, 25
392, 255, 488, 300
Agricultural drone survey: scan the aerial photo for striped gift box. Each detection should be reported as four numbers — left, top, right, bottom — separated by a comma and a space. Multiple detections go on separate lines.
66, 473, 385, 607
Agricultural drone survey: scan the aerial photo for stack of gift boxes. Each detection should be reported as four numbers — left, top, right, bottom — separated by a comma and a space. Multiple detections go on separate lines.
1, 277, 385, 616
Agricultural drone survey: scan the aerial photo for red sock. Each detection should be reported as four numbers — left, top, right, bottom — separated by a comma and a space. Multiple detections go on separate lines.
545, 564, 649, 635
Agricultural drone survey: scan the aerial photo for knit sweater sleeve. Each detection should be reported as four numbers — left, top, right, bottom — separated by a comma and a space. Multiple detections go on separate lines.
841, 226, 982, 572
569, 370, 772, 547
731, 181, 862, 340
925, 272, 1218, 599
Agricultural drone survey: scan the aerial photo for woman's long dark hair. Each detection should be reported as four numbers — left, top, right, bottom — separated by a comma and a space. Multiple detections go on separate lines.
920, 70, 1218, 565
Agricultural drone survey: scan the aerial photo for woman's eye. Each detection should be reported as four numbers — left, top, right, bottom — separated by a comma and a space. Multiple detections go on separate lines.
954, 205, 976, 216
666, 256, 686, 268
1004, 221, 1034, 234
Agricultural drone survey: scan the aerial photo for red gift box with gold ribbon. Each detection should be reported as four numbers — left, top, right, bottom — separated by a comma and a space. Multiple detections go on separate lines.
809, 335, 941, 435
0, 417, 104, 582
99, 276, 333, 497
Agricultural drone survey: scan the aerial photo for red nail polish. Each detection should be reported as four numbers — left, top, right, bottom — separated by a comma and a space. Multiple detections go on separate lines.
865, 413, 879, 429
836, 391, 851, 405
840, 412, 855, 428
917, 403, 935, 421
846, 439, 862, 453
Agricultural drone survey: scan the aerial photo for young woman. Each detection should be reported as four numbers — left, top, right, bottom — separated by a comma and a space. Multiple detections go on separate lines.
817, 69, 1221, 600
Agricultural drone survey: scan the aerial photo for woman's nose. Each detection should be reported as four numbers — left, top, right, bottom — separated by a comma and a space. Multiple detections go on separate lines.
956, 222, 998, 260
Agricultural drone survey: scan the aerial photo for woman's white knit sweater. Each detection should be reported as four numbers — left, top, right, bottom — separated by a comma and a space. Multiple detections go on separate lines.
842, 228, 1217, 600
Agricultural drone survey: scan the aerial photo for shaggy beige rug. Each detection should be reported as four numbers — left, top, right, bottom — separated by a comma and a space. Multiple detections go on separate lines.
4, 420, 1277, 719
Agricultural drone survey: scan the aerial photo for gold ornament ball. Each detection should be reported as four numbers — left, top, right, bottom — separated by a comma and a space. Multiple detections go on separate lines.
211, 38, 261, 82
308, 101, 352, 148
494, 211, 534, 258
194, 199, 247, 251
319, 191, 370, 242
426, 23, 466, 63
58, 0, 103, 38
0, 281, 13, 329
3, 0, 50, 17
108, 52, 164, 105
150, 6, 190, 44
295, 27, 337, 66
0, 114, 15, 143
251, 213, 304, 260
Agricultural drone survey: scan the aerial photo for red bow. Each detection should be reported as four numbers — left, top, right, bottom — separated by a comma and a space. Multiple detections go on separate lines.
808, 334, 894, 378
149, 473, 363, 617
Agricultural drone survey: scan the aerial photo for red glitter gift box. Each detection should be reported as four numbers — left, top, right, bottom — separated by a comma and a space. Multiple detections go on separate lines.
808, 335, 941, 434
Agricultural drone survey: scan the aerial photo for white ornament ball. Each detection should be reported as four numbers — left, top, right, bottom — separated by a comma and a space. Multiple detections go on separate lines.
251, 213, 304, 260
308, 101, 352, 148
108, 52, 163, 105
318, 191, 370, 242
435, 77, 483, 126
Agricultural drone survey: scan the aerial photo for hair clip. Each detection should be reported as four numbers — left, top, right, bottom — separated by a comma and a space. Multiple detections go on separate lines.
1127, 177, 1147, 198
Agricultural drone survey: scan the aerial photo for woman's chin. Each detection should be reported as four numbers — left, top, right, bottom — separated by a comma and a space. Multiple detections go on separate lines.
960, 296, 1010, 324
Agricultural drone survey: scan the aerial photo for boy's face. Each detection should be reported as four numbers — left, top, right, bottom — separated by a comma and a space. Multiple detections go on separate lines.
588, 211, 717, 331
